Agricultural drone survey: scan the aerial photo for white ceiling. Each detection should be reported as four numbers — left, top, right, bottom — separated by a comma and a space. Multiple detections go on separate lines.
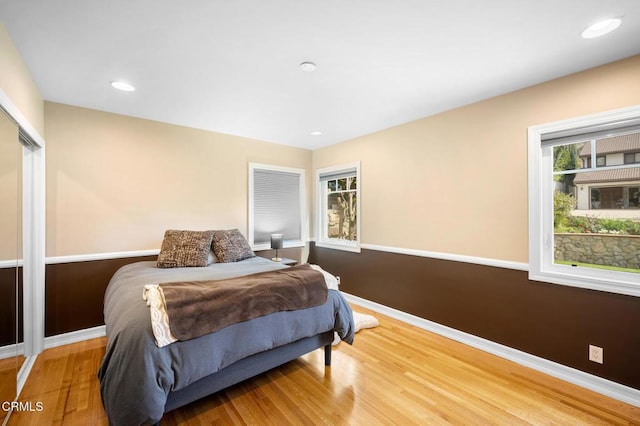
2, 1, 640, 149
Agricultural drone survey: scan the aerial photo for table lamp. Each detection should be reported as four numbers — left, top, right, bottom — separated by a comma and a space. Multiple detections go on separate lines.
270, 233, 283, 262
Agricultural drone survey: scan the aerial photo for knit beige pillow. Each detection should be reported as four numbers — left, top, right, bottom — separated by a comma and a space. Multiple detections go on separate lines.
212, 229, 255, 263
156, 230, 215, 268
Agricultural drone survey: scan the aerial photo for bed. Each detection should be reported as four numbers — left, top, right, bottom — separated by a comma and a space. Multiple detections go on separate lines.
98, 256, 355, 426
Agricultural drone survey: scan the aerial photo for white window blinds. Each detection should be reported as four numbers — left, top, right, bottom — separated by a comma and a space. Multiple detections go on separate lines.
318, 166, 358, 182
250, 164, 304, 247
541, 117, 640, 145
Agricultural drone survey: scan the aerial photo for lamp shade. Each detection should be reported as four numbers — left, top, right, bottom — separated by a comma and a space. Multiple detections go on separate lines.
270, 234, 283, 250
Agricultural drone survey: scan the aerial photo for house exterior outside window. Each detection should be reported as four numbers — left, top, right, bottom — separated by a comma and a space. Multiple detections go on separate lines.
572, 134, 640, 210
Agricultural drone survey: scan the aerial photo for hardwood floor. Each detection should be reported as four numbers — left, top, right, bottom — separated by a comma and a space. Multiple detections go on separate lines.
1, 355, 18, 425
7, 306, 640, 425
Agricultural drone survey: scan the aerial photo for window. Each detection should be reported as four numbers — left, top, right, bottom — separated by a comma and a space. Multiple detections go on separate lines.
248, 163, 305, 250
316, 162, 360, 252
528, 105, 640, 297
624, 152, 640, 164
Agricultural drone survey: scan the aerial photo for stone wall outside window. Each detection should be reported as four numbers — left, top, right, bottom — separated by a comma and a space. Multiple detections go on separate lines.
555, 233, 640, 270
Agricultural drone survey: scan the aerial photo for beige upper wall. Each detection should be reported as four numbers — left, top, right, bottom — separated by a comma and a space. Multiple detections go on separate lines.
45, 102, 312, 257
0, 21, 41, 260
0, 22, 44, 136
312, 55, 640, 263
0, 112, 20, 260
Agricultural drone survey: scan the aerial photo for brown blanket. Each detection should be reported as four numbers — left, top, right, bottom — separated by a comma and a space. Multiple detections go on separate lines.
159, 264, 328, 341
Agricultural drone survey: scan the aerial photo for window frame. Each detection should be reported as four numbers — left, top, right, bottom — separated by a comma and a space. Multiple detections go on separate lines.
248, 163, 306, 251
528, 105, 640, 298
315, 161, 361, 253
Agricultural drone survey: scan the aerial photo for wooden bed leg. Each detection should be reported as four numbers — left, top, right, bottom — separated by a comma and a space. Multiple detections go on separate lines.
324, 343, 332, 366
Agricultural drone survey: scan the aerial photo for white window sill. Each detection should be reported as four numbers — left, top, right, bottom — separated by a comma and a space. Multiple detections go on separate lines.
530, 267, 640, 298
252, 240, 305, 252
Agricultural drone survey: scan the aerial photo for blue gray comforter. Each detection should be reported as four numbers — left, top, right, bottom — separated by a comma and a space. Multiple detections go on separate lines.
98, 257, 354, 426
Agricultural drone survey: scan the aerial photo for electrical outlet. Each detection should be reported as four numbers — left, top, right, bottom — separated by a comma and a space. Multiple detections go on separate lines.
336, 276, 341, 286
589, 345, 603, 364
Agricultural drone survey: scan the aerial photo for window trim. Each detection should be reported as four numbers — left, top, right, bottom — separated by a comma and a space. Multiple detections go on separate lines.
528, 105, 640, 298
248, 163, 306, 251
315, 161, 361, 253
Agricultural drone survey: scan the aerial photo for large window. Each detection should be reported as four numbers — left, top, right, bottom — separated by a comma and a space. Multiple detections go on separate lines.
528, 106, 640, 297
316, 162, 360, 252
248, 163, 305, 250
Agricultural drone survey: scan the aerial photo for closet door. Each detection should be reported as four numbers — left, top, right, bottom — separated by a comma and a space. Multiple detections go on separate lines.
0, 108, 20, 421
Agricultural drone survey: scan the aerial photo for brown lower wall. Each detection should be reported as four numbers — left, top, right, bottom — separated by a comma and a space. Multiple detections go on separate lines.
309, 244, 640, 390
41, 246, 639, 391
0, 267, 23, 347
0, 268, 18, 347
43, 249, 301, 337
45, 256, 157, 336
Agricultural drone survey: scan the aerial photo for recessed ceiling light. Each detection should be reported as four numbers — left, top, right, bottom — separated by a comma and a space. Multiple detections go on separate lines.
581, 18, 622, 39
310, 130, 323, 136
300, 62, 317, 72
110, 80, 136, 91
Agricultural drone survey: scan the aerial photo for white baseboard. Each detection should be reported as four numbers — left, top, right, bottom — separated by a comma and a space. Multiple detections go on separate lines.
344, 292, 640, 408
44, 325, 106, 349
0, 342, 24, 360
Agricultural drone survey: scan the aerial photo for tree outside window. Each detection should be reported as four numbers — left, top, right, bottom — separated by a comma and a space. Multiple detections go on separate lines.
316, 162, 360, 252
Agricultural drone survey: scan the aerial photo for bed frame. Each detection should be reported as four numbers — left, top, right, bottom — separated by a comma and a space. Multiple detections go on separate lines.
159, 331, 334, 419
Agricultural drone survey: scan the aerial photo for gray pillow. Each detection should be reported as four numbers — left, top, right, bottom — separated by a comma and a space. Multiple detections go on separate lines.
156, 230, 215, 268
212, 229, 255, 263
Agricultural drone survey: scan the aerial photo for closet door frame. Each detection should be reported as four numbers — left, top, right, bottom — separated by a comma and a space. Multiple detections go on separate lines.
0, 90, 46, 393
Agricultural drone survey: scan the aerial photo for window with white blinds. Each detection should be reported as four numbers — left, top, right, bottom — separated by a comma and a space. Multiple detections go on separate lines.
248, 163, 305, 249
